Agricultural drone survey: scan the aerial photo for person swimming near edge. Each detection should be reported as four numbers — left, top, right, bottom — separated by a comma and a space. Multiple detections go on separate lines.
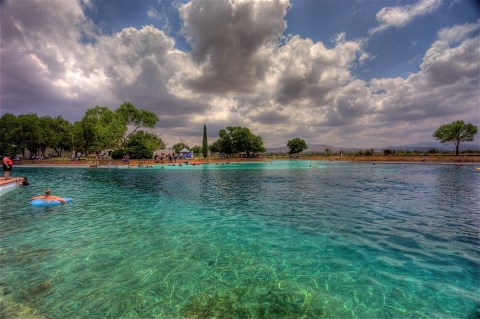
17, 176, 30, 186
30, 189, 66, 203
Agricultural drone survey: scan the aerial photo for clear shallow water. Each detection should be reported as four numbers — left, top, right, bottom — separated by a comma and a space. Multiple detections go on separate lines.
1, 161, 479, 318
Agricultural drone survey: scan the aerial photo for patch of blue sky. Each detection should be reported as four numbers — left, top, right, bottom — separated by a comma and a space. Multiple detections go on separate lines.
361, 0, 480, 80
285, 0, 479, 81
84, 0, 479, 81
284, 0, 382, 44
85, 0, 191, 50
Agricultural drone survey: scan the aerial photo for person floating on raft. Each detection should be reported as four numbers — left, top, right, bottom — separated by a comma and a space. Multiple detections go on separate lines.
31, 189, 67, 204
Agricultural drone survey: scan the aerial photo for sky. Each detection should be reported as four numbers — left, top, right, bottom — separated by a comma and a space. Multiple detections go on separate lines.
1, 0, 479, 148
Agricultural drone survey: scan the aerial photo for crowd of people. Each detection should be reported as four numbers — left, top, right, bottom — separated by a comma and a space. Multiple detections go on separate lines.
154, 152, 181, 163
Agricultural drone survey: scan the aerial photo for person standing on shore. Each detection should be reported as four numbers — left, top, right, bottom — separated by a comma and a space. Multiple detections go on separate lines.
2, 155, 13, 180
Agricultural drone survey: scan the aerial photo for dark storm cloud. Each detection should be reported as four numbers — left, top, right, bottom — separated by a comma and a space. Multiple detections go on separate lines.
179, 0, 289, 94
157, 114, 193, 129
0, 0, 99, 119
252, 110, 289, 125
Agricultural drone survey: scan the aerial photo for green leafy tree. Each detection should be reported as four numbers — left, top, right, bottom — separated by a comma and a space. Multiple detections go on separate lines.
217, 128, 234, 155
41, 116, 72, 157
17, 114, 43, 156
324, 148, 331, 156
110, 149, 130, 160
52, 116, 74, 156
128, 131, 164, 153
0, 113, 19, 155
287, 137, 308, 154
79, 106, 125, 154
172, 143, 189, 154
191, 145, 202, 155
77, 103, 159, 155
123, 131, 164, 159
0, 103, 160, 158
116, 102, 159, 148
71, 121, 84, 155
433, 120, 478, 155
37, 116, 57, 156
209, 140, 221, 153
215, 126, 265, 156
1, 113, 73, 157
202, 124, 208, 158
231, 127, 265, 156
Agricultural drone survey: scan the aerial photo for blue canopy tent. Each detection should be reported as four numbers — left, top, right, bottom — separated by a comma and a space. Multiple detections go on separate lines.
179, 148, 193, 159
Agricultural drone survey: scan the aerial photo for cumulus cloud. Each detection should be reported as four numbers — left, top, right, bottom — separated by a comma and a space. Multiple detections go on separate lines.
369, 0, 441, 35
1, 0, 478, 147
420, 21, 480, 86
368, 20, 480, 141
254, 19, 479, 146
271, 35, 363, 106
0, 0, 101, 119
0, 0, 199, 125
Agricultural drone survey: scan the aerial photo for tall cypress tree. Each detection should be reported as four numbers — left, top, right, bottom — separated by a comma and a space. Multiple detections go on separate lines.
202, 124, 208, 158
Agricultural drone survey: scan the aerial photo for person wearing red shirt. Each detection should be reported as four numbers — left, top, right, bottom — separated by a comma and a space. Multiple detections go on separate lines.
2, 156, 13, 180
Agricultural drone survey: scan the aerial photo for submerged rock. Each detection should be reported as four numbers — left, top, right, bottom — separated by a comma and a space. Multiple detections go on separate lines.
0, 292, 48, 319
32, 279, 52, 294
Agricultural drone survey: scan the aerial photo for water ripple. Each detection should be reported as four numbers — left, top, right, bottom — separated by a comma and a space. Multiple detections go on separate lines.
1, 162, 478, 318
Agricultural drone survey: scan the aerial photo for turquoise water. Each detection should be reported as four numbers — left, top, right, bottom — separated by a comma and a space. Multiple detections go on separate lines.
1, 161, 479, 318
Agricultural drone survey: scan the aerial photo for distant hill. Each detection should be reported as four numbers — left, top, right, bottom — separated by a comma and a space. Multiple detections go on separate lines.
266, 141, 480, 154
383, 141, 480, 152
266, 144, 365, 154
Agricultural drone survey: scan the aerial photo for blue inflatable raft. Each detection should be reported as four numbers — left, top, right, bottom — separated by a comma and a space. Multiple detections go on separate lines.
31, 198, 73, 206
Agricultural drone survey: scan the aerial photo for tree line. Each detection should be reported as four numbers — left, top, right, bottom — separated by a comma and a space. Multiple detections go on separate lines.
0, 102, 163, 159
0, 103, 269, 159
1, 104, 475, 159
